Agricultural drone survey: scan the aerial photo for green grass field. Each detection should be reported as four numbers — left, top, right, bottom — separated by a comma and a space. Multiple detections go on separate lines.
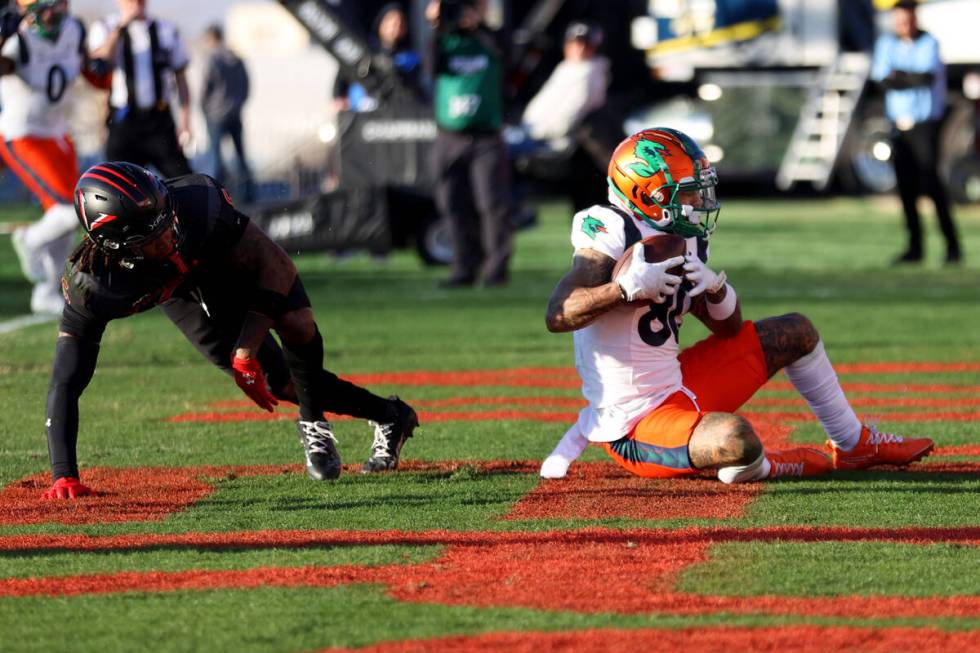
1, 196, 979, 652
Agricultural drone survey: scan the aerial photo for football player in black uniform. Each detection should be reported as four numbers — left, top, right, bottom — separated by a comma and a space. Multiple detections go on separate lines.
41, 162, 418, 499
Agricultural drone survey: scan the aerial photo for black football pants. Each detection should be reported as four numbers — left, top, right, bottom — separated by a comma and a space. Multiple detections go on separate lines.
432, 129, 513, 284
161, 283, 395, 424
106, 108, 192, 179
891, 120, 961, 257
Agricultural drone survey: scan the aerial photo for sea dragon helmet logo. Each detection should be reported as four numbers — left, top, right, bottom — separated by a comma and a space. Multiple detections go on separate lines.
626, 140, 671, 181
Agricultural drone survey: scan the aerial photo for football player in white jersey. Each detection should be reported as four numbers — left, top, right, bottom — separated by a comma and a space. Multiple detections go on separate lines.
0, 0, 105, 314
541, 127, 935, 482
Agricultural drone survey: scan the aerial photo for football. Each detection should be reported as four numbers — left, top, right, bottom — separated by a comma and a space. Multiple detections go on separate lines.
611, 234, 687, 306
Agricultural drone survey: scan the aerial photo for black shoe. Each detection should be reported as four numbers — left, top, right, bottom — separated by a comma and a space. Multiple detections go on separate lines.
297, 420, 341, 480
361, 396, 419, 473
437, 276, 475, 289
946, 249, 963, 265
479, 275, 509, 288
892, 250, 923, 265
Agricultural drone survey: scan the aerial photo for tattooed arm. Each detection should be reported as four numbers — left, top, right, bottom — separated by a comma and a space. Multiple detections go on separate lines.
227, 221, 299, 356
545, 248, 623, 332
688, 285, 743, 338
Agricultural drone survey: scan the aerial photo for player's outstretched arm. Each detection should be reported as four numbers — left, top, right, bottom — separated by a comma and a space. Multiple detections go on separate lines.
227, 221, 298, 349
545, 248, 622, 332
43, 333, 100, 499
225, 221, 300, 411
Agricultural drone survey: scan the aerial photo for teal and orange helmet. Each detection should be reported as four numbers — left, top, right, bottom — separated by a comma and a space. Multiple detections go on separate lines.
607, 127, 720, 238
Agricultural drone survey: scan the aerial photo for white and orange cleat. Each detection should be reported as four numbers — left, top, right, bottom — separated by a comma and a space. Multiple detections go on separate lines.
826, 423, 934, 470
767, 447, 834, 479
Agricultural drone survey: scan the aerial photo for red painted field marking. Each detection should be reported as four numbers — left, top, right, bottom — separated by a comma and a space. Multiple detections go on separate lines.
4, 361, 977, 624
505, 419, 794, 521
4, 525, 980, 553
503, 463, 760, 521
0, 465, 296, 525
319, 626, 980, 653
748, 396, 980, 408
765, 380, 980, 394
4, 527, 980, 620
0, 461, 539, 526
167, 409, 583, 424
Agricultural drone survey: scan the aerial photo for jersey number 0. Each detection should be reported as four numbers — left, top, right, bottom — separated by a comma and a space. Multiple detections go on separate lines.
46, 65, 68, 103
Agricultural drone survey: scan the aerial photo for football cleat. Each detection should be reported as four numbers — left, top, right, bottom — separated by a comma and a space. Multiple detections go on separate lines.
767, 447, 834, 479
826, 424, 934, 470
296, 420, 341, 480
361, 396, 419, 473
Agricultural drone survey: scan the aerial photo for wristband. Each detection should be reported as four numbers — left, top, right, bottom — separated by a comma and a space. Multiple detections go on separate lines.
706, 283, 737, 320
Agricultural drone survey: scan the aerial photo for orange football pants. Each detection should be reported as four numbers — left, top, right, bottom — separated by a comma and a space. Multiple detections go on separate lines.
0, 135, 79, 210
603, 320, 770, 478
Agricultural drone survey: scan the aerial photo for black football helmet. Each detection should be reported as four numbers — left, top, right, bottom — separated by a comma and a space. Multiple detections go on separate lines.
74, 162, 178, 262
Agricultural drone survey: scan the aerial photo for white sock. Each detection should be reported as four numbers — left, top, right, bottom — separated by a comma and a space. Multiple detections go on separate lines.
784, 340, 861, 451
23, 204, 77, 250
717, 452, 771, 484
540, 424, 589, 479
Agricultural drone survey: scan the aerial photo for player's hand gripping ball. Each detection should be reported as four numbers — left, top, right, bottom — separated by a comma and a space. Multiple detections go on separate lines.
612, 234, 687, 306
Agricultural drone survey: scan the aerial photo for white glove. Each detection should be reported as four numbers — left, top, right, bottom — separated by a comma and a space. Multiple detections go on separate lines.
616, 244, 684, 304
683, 255, 727, 297
540, 425, 590, 479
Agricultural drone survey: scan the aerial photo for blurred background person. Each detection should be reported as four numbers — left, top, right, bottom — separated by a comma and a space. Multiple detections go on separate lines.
508, 21, 609, 157
428, 0, 512, 288
88, 0, 192, 177
331, 3, 423, 113
0, 0, 101, 314
200, 23, 253, 202
872, 0, 962, 265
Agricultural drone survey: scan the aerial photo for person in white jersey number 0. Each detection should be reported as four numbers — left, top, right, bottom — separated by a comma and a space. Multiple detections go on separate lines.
0, 0, 108, 315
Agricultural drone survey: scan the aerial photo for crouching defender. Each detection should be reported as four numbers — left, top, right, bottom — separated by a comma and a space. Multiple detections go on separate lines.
42, 162, 418, 499
541, 127, 934, 482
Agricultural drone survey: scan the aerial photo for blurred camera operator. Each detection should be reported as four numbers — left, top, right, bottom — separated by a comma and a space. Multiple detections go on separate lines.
427, 0, 512, 287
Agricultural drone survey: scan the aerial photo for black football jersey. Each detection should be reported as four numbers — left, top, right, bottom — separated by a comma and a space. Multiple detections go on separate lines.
60, 175, 248, 342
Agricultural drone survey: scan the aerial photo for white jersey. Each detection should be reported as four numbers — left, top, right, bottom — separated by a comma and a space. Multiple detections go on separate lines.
0, 19, 85, 140
569, 204, 709, 443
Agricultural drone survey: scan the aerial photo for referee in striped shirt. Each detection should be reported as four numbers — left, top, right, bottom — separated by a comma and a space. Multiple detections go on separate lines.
89, 0, 191, 177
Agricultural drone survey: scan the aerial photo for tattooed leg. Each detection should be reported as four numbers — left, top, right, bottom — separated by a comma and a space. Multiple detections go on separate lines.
761, 313, 863, 450
688, 412, 763, 470
754, 313, 820, 378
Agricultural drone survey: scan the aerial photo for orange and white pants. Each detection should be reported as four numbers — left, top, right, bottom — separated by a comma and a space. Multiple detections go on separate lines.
603, 321, 770, 478
1, 134, 80, 312
0, 134, 79, 209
